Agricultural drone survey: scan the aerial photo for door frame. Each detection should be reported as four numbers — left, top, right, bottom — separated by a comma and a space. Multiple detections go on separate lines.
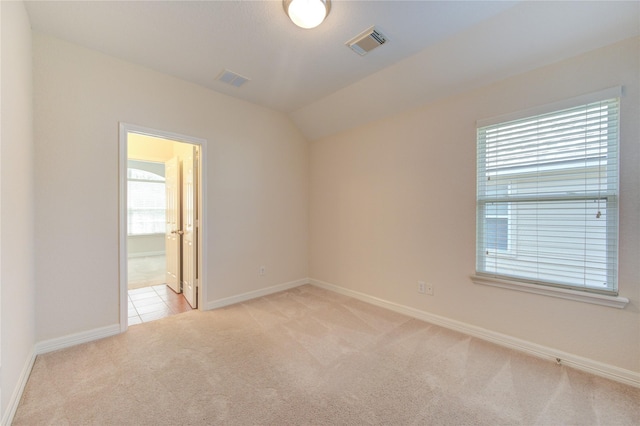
118, 123, 208, 332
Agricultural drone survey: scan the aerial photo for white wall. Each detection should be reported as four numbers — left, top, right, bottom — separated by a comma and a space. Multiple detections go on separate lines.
33, 34, 309, 341
309, 37, 640, 373
0, 0, 36, 420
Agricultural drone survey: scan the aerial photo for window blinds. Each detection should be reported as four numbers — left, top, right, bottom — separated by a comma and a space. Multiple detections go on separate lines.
476, 97, 619, 294
127, 168, 167, 235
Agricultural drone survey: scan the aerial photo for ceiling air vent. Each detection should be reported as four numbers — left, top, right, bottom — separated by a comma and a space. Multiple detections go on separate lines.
216, 69, 250, 88
346, 26, 387, 56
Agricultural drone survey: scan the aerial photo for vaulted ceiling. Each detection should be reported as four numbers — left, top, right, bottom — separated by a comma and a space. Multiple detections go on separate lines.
25, 1, 640, 140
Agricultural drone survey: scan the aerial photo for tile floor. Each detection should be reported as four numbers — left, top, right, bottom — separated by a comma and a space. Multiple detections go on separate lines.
128, 284, 193, 325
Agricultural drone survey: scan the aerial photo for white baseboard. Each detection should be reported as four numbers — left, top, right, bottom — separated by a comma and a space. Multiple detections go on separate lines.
310, 278, 640, 388
34, 324, 121, 355
205, 278, 310, 310
1, 350, 36, 426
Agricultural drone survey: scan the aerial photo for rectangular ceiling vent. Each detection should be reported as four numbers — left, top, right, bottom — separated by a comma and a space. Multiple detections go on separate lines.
216, 69, 250, 88
346, 26, 387, 56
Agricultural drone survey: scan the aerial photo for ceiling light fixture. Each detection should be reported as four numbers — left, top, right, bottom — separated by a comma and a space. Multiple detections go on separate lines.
283, 0, 331, 29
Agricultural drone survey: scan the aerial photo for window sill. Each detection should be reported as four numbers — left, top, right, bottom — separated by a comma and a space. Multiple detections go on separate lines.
470, 274, 629, 309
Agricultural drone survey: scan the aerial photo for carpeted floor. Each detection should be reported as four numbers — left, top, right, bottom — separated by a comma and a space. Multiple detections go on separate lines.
13, 285, 640, 425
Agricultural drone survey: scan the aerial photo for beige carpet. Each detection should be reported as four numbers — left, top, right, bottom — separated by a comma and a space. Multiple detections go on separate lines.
13, 285, 640, 425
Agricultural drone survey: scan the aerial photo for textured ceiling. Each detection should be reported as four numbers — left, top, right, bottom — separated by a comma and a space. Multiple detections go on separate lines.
25, 1, 640, 140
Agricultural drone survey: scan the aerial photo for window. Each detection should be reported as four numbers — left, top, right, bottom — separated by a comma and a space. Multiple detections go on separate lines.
476, 93, 619, 295
484, 183, 511, 254
127, 163, 166, 235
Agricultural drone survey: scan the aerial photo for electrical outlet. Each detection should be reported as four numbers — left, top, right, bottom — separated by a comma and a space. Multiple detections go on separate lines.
259, 266, 266, 276
425, 282, 434, 296
417, 281, 426, 294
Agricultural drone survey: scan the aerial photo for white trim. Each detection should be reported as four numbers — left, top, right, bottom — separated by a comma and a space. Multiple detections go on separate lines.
310, 278, 639, 388
119, 123, 129, 333
477, 86, 623, 127
197, 142, 208, 312
471, 275, 629, 309
119, 123, 208, 333
205, 278, 310, 310
1, 350, 36, 426
34, 324, 121, 355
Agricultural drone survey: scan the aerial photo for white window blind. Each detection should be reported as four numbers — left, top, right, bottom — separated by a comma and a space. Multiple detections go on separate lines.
476, 96, 619, 295
127, 168, 166, 235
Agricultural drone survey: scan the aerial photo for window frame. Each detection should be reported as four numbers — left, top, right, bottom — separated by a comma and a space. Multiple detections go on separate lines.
471, 87, 628, 309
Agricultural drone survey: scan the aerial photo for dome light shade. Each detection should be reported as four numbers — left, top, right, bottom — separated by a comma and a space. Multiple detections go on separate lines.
283, 0, 331, 29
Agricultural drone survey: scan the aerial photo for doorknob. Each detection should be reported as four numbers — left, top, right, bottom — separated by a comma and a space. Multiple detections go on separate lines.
171, 230, 184, 235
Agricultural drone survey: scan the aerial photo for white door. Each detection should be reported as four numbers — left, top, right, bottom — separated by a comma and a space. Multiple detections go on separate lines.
182, 147, 198, 308
165, 157, 182, 294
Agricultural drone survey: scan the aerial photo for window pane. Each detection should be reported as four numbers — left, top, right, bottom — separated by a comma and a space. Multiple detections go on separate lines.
128, 180, 166, 235
482, 200, 610, 290
485, 217, 508, 251
476, 97, 618, 293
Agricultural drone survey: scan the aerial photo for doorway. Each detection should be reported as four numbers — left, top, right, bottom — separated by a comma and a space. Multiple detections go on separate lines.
119, 124, 207, 331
